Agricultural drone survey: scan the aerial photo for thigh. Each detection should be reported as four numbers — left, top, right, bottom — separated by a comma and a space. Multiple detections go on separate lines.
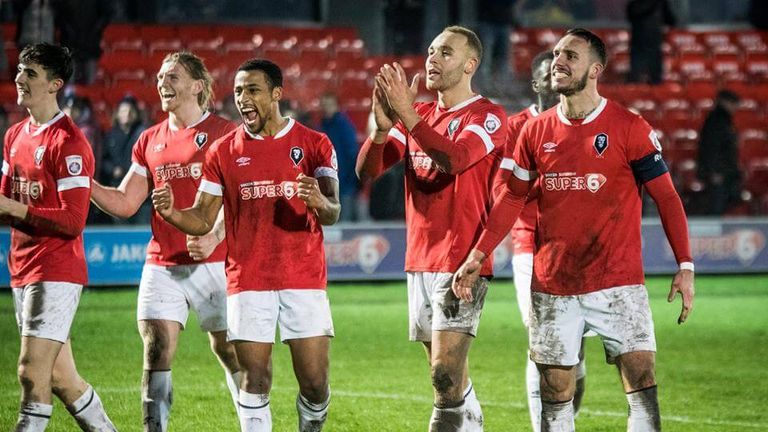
529, 292, 584, 366
287, 336, 330, 385
235, 341, 274, 392
512, 253, 534, 327
138, 319, 182, 369
615, 350, 657, 392
227, 291, 279, 343
430, 273, 488, 338
14, 282, 82, 343
582, 285, 656, 364
277, 290, 334, 342
185, 262, 228, 332
137, 264, 190, 328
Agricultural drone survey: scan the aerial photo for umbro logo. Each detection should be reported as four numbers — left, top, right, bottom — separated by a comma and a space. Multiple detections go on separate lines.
542, 142, 558, 153
236, 157, 251, 167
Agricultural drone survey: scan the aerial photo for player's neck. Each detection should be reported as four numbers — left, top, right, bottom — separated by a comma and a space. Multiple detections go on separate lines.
437, 81, 475, 110
168, 104, 205, 130
260, 116, 288, 137
560, 89, 602, 120
27, 101, 61, 126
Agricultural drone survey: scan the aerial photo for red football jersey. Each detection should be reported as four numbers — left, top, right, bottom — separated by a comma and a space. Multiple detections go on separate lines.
499, 105, 540, 255
512, 98, 662, 295
385, 95, 507, 276
1, 113, 93, 286
131, 112, 235, 266
200, 119, 338, 294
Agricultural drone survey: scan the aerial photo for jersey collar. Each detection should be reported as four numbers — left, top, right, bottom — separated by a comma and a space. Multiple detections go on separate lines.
168, 110, 210, 132
243, 117, 295, 140
445, 94, 483, 112
25, 111, 66, 136
528, 104, 540, 117
556, 97, 607, 126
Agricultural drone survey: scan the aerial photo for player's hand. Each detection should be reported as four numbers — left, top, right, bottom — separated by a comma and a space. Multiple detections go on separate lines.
668, 269, 695, 324
0, 195, 12, 215
296, 173, 325, 210
371, 82, 396, 133
186, 232, 219, 261
452, 249, 486, 302
151, 183, 175, 219
377, 62, 420, 117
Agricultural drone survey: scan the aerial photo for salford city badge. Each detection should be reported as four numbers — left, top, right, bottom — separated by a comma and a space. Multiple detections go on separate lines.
447, 118, 460, 138
194, 132, 208, 149
593, 133, 609, 157
290, 146, 304, 166
34, 145, 46, 166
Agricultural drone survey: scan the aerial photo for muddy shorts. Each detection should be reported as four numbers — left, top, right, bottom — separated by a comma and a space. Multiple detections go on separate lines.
529, 284, 656, 366
13, 282, 82, 343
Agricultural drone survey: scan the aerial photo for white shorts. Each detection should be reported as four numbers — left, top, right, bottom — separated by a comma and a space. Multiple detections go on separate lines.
137, 262, 228, 332
227, 289, 334, 343
530, 285, 656, 366
512, 253, 534, 327
407, 271, 489, 342
13, 282, 82, 343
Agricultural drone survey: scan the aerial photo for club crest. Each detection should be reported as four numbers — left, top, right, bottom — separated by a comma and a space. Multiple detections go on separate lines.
65, 155, 83, 175
153, 143, 166, 153
194, 132, 208, 149
593, 133, 609, 157
649, 130, 663, 152
447, 118, 460, 138
290, 146, 304, 166
34, 145, 46, 166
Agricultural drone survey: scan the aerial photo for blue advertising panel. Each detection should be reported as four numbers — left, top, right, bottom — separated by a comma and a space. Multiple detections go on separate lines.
0, 219, 766, 286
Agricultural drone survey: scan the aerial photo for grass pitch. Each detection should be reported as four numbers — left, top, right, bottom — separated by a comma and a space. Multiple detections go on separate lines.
1, 275, 766, 431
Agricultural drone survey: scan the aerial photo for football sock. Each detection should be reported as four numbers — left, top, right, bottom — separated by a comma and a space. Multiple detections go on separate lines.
573, 358, 587, 417
16, 401, 52, 432
526, 355, 542, 432
626, 386, 661, 432
142, 370, 172, 432
226, 371, 242, 413
238, 390, 272, 432
428, 402, 464, 432
66, 385, 117, 431
462, 380, 484, 431
541, 399, 575, 432
296, 390, 330, 432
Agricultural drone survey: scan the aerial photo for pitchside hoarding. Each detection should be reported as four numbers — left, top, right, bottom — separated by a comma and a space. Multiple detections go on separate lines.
0, 219, 766, 286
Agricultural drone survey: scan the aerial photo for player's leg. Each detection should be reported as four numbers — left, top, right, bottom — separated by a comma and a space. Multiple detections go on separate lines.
573, 339, 588, 417
51, 340, 116, 431
428, 273, 488, 432
278, 289, 334, 432
529, 291, 585, 432
186, 262, 242, 409
584, 285, 659, 432
228, 290, 280, 431
13, 282, 80, 431
513, 252, 541, 432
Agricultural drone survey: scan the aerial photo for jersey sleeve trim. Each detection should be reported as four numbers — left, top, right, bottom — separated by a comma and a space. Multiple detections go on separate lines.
56, 176, 91, 191
314, 167, 339, 181
388, 128, 406, 145
2, 161, 8, 176
129, 162, 148, 177
199, 179, 223, 196
465, 124, 495, 154
510, 160, 536, 181
500, 157, 516, 171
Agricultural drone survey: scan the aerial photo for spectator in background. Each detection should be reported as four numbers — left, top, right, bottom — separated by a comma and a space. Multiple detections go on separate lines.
750, 0, 768, 29
62, 95, 102, 171
55, 0, 114, 84
627, 0, 675, 84
319, 92, 360, 222
0, 106, 9, 160
697, 90, 742, 215
476, 0, 521, 94
101, 96, 149, 224
13, 0, 56, 48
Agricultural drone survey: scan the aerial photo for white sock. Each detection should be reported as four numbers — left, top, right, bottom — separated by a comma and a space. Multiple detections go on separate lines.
573, 358, 587, 418
226, 371, 242, 412
67, 385, 117, 431
526, 355, 542, 432
296, 391, 330, 432
429, 403, 464, 432
462, 380, 483, 431
541, 399, 575, 432
16, 401, 52, 432
238, 390, 272, 432
627, 386, 661, 432
142, 370, 172, 432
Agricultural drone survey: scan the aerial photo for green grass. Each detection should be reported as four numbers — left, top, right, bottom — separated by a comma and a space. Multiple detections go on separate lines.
1, 275, 767, 431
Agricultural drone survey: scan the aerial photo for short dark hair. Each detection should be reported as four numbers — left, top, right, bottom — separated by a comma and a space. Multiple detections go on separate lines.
18, 43, 73, 83
444, 25, 483, 64
237, 59, 283, 90
564, 28, 607, 67
531, 51, 554, 75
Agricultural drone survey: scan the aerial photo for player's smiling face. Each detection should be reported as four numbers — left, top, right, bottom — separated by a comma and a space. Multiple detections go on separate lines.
15, 62, 60, 109
425, 31, 473, 92
234, 69, 281, 135
156, 60, 200, 113
551, 35, 596, 97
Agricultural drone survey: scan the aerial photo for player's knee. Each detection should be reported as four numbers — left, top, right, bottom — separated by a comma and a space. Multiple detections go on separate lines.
430, 362, 459, 396
299, 376, 329, 402
539, 367, 575, 400
17, 361, 44, 392
144, 339, 170, 367
626, 367, 656, 390
210, 338, 236, 365
242, 367, 272, 393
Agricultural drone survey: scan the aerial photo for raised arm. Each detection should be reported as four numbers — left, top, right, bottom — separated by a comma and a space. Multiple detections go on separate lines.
356, 81, 403, 180
91, 166, 151, 219
152, 183, 222, 236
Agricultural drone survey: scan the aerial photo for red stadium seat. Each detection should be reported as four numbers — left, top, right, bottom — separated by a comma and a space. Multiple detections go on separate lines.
187, 37, 224, 59
176, 25, 214, 39
140, 25, 178, 41
103, 24, 140, 43
148, 39, 183, 56
745, 159, 768, 196
733, 110, 766, 130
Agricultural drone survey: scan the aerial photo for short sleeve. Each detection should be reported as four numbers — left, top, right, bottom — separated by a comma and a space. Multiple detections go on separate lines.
313, 134, 339, 181
200, 141, 224, 196
509, 121, 538, 181
51, 131, 94, 192
130, 132, 150, 179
